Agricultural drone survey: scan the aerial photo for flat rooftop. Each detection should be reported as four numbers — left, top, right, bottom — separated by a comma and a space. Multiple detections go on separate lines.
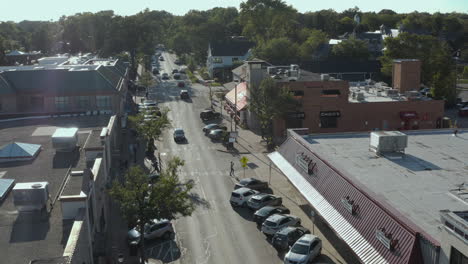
304, 129, 468, 241
348, 82, 433, 103
0, 115, 110, 264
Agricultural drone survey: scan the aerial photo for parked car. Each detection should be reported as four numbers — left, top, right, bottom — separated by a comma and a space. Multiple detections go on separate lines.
172, 69, 179, 74
159, 56, 164, 61
230, 187, 259, 207
284, 234, 322, 264
179, 67, 186, 74
173, 73, 181, 80
203, 123, 227, 133
247, 193, 282, 210
138, 100, 158, 112
200, 109, 221, 121
253, 206, 290, 225
208, 129, 226, 140
272, 226, 310, 251
234, 177, 268, 191
173, 128, 186, 143
152, 68, 159, 75
127, 219, 174, 245
161, 72, 169, 80
178, 81, 185, 88
180, 90, 189, 99
261, 214, 301, 236
174, 59, 181, 65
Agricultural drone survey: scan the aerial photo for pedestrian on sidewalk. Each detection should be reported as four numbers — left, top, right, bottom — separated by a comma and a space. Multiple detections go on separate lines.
230, 161, 235, 176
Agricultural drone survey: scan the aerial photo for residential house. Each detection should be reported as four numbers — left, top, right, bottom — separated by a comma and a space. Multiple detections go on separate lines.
207, 37, 253, 82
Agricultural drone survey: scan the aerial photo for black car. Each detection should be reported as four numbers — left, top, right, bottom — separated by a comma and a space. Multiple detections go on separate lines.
172, 69, 179, 74
272, 226, 310, 251
200, 109, 221, 121
234, 177, 268, 191
253, 206, 290, 225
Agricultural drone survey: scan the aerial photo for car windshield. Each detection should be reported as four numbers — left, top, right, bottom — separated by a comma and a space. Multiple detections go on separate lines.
251, 197, 261, 203
290, 243, 309, 254
239, 179, 251, 184
231, 192, 240, 198
264, 220, 276, 227
175, 130, 184, 135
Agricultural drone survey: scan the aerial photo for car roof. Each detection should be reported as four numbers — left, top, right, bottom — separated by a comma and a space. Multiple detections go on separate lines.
233, 187, 254, 194
181, 90, 188, 93
296, 234, 319, 244
210, 129, 223, 133
240, 177, 256, 183
277, 226, 296, 235
174, 128, 184, 132
266, 214, 286, 222
252, 193, 269, 199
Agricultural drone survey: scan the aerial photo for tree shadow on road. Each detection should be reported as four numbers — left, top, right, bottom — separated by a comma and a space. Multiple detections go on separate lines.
146, 238, 181, 263
188, 192, 211, 210
232, 206, 254, 221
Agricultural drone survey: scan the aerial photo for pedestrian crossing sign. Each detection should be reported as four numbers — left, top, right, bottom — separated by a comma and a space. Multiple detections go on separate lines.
240, 156, 248, 168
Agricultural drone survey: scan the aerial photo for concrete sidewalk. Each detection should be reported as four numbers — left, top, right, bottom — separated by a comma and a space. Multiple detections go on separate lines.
218, 116, 359, 264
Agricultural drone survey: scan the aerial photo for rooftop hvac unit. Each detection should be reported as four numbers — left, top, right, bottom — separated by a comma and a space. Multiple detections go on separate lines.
386, 89, 399, 97
364, 85, 370, 92
52, 128, 78, 152
13, 182, 49, 211
356, 92, 365, 101
370, 131, 408, 154
267, 66, 277, 75
321, 74, 330, 81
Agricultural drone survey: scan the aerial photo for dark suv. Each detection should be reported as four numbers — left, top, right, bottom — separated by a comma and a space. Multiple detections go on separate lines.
272, 226, 310, 251
200, 109, 221, 121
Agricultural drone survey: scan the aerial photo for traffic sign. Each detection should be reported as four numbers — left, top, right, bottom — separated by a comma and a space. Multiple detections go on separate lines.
240, 156, 249, 168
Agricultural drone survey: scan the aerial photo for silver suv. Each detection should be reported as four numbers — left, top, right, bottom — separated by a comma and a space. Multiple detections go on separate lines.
127, 219, 174, 245
230, 187, 258, 207
284, 234, 322, 264
261, 214, 301, 236
247, 193, 282, 210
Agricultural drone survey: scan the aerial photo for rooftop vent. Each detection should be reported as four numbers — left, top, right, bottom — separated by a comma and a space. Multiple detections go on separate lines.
52, 128, 78, 152
370, 131, 408, 155
321, 74, 330, 81
12, 182, 50, 211
356, 92, 365, 101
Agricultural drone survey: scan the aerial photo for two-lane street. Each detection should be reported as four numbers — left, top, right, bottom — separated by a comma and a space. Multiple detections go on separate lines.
148, 52, 283, 264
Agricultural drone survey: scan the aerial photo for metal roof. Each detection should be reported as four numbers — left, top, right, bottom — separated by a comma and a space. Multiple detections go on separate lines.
268, 131, 444, 264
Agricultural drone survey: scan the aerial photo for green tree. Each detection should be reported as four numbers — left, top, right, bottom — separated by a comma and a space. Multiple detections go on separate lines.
109, 158, 195, 264
255, 37, 299, 64
337, 17, 355, 34
299, 29, 328, 59
462, 66, 468, 79
380, 32, 457, 104
330, 37, 369, 59
129, 107, 171, 153
249, 77, 297, 146
137, 71, 155, 90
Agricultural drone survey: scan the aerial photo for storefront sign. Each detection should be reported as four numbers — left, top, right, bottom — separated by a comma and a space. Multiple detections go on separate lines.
399, 111, 418, 119
295, 152, 317, 176
375, 228, 399, 251
320, 111, 341, 117
288, 112, 306, 119
341, 197, 359, 215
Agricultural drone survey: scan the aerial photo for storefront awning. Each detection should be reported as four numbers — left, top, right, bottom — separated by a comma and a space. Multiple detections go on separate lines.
268, 151, 389, 264
225, 82, 248, 111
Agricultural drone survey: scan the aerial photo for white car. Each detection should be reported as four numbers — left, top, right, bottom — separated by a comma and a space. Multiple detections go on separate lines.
230, 187, 258, 207
284, 234, 322, 264
261, 214, 301, 236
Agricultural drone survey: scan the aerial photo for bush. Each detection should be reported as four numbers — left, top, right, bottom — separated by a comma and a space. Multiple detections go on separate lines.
186, 70, 198, 83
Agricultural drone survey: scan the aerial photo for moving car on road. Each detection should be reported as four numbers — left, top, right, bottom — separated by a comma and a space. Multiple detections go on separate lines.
234, 177, 268, 191
261, 214, 301, 236
230, 187, 258, 207
159, 56, 164, 61
178, 81, 185, 88
173, 128, 186, 143
253, 206, 290, 225
173, 73, 181, 80
180, 90, 189, 99
283, 234, 322, 264
247, 193, 282, 210
272, 226, 310, 251
200, 109, 221, 121
161, 72, 169, 80
172, 69, 179, 74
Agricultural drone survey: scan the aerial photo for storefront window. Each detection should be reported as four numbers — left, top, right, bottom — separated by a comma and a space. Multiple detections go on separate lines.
77, 96, 91, 109
96, 96, 111, 109
450, 246, 468, 264
320, 111, 340, 128
213, 57, 223, 63
55, 96, 70, 111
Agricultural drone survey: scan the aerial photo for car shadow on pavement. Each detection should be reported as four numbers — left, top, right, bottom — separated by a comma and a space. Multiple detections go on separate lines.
145, 238, 181, 263
232, 206, 254, 221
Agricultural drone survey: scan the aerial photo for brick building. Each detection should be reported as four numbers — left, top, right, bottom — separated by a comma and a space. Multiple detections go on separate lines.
229, 59, 444, 139
0, 56, 129, 118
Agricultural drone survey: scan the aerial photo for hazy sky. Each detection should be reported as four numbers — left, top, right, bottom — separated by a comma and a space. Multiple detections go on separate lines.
2, 0, 467, 22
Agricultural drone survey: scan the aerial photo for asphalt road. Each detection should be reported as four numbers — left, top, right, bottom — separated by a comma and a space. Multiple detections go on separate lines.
148, 52, 284, 264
